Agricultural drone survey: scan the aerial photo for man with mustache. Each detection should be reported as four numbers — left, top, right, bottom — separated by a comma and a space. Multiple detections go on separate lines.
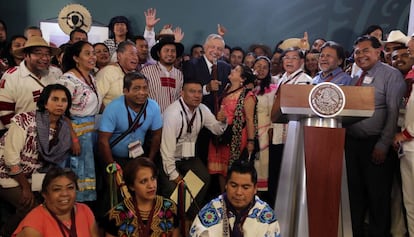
0, 36, 61, 136
346, 35, 406, 237
313, 41, 352, 85
190, 159, 281, 237
141, 37, 184, 112
98, 72, 162, 165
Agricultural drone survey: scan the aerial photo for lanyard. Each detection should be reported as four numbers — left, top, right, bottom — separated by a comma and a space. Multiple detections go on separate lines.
29, 74, 46, 88
74, 68, 98, 97
134, 199, 156, 237
117, 62, 128, 75
283, 70, 304, 85
124, 97, 147, 132
223, 194, 253, 237
275, 70, 305, 95
45, 205, 77, 237
179, 99, 197, 134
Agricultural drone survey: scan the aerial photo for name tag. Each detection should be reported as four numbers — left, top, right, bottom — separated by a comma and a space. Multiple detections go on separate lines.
363, 76, 373, 84
182, 142, 195, 157
128, 140, 144, 159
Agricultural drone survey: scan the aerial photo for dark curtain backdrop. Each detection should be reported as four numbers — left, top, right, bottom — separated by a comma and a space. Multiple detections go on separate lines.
0, 0, 409, 53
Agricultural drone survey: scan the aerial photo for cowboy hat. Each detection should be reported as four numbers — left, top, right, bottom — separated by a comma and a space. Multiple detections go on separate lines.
14, 36, 60, 56
155, 28, 176, 41
278, 38, 310, 51
150, 38, 184, 61
382, 30, 410, 45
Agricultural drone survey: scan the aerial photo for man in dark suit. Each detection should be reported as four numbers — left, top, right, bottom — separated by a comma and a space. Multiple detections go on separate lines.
183, 34, 231, 113
183, 34, 231, 200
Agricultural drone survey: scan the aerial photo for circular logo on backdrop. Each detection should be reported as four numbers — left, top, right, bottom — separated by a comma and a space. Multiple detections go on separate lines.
58, 4, 92, 35
309, 82, 346, 118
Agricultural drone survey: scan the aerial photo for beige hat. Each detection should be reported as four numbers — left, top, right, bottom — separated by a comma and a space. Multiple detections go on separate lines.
156, 28, 175, 41
278, 38, 310, 51
382, 30, 410, 45
14, 36, 60, 56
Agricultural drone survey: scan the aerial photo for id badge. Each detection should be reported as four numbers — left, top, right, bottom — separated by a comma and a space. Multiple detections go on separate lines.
182, 142, 195, 157
128, 140, 144, 159
363, 76, 373, 84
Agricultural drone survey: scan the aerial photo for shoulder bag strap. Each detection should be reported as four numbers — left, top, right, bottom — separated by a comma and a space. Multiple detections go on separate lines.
110, 100, 148, 148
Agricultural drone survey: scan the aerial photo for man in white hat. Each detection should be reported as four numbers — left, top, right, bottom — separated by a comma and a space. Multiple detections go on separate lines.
383, 30, 410, 65
0, 36, 62, 134
141, 37, 184, 112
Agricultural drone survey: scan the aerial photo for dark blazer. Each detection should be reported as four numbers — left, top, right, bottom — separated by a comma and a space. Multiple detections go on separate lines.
183, 56, 231, 113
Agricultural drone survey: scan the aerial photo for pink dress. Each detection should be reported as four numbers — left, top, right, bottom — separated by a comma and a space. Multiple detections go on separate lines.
208, 92, 250, 177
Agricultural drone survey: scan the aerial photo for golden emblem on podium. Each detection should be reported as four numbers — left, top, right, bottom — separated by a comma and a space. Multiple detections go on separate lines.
309, 82, 345, 118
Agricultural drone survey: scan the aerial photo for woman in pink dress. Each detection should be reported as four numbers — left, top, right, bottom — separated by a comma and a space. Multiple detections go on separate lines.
208, 64, 256, 191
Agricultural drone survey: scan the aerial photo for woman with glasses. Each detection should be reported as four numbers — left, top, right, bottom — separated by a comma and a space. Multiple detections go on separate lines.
13, 167, 99, 237
0, 84, 73, 236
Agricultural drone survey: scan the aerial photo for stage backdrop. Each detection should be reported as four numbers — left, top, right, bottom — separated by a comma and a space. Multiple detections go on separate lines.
0, 0, 409, 53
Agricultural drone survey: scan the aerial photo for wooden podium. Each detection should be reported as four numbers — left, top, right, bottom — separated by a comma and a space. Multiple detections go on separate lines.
273, 84, 374, 237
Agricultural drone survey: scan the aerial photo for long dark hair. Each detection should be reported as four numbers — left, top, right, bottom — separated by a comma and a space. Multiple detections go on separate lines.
4, 35, 26, 67
239, 64, 256, 86
253, 56, 272, 95
123, 157, 158, 193
61, 41, 92, 73
108, 16, 133, 40
37, 84, 72, 117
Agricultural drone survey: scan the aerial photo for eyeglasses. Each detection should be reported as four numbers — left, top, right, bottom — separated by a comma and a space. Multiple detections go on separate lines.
282, 56, 300, 61
31, 52, 51, 58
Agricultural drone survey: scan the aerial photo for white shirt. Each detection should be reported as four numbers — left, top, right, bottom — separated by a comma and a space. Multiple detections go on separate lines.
202, 55, 214, 95
161, 98, 227, 180
279, 68, 313, 85
0, 61, 62, 129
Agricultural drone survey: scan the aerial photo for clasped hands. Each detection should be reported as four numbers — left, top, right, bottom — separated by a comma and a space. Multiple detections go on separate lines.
206, 80, 222, 92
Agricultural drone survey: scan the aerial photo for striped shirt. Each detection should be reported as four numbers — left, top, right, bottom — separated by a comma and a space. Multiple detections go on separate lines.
141, 62, 183, 112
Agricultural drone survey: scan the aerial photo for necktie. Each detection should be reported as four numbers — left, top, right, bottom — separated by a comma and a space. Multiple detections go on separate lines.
355, 71, 367, 86
211, 63, 219, 114
211, 64, 218, 80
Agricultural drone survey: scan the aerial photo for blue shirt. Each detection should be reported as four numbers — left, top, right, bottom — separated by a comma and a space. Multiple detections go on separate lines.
312, 67, 352, 85
99, 96, 162, 158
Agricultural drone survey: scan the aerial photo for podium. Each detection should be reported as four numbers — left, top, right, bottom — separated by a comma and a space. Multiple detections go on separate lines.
273, 84, 375, 237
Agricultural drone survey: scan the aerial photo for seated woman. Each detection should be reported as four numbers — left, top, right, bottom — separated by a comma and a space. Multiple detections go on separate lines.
13, 167, 99, 237
0, 84, 73, 237
208, 64, 256, 192
102, 157, 179, 237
